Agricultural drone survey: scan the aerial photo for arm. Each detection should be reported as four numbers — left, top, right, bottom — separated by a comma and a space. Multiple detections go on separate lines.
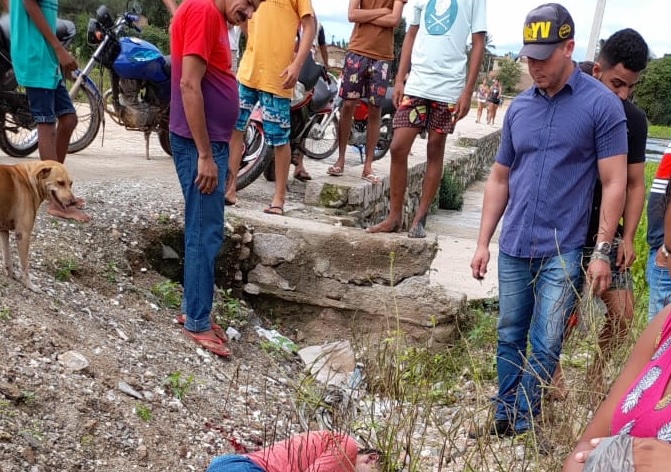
454, 31, 485, 121
370, 0, 406, 28
21, 0, 77, 76
391, 24, 417, 108
179, 55, 217, 194
618, 162, 645, 268
319, 45, 329, 65
470, 162, 509, 280
586, 154, 627, 295
281, 14, 315, 89
563, 308, 670, 471
348, 0, 391, 24
162, 0, 178, 15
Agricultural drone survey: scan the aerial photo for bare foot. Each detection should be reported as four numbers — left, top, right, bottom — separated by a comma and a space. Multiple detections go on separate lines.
366, 218, 401, 233
408, 214, 428, 239
48, 202, 91, 222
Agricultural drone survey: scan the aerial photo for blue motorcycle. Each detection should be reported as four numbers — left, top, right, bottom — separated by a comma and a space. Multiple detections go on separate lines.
72, 4, 171, 158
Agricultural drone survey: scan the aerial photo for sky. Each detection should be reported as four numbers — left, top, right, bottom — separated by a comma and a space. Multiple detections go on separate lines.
313, 0, 669, 60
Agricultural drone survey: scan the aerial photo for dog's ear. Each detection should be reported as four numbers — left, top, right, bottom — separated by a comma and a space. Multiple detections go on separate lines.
36, 167, 53, 180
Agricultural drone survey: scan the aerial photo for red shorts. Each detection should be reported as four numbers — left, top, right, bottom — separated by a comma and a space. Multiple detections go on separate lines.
392, 95, 456, 135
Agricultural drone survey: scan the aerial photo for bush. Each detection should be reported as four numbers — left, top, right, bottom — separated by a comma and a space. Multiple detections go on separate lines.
438, 169, 464, 210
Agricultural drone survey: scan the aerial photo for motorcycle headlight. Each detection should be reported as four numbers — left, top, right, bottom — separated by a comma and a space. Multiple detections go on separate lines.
86, 18, 103, 45
291, 82, 306, 107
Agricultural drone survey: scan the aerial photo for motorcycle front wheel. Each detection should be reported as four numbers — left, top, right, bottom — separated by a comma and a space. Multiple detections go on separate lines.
299, 113, 339, 160
67, 81, 102, 153
236, 120, 271, 191
372, 115, 393, 161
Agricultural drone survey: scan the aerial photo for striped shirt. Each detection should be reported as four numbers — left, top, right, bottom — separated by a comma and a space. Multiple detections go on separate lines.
496, 66, 628, 258
647, 148, 671, 249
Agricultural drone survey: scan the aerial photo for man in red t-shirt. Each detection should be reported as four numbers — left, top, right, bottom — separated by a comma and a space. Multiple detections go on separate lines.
206, 431, 382, 472
168, 0, 263, 358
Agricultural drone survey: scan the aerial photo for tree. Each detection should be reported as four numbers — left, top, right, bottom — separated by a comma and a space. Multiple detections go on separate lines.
495, 57, 522, 94
633, 56, 671, 126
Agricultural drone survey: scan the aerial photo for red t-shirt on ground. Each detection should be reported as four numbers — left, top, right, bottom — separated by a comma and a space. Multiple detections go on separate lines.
246, 431, 359, 472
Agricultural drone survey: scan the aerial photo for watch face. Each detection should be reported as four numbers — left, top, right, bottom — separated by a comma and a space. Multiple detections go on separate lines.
596, 242, 611, 254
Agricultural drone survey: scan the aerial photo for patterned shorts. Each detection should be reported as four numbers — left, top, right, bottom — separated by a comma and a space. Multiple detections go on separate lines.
338, 51, 390, 106
392, 95, 456, 135
235, 83, 290, 146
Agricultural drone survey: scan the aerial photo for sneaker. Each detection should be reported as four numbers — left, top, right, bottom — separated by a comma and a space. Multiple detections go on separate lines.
468, 419, 514, 439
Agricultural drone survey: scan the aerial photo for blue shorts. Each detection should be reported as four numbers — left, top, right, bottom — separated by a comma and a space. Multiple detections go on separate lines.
235, 84, 290, 146
206, 455, 264, 472
25, 80, 76, 124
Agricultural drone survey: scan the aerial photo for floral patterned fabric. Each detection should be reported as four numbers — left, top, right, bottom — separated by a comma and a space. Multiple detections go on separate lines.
611, 312, 671, 441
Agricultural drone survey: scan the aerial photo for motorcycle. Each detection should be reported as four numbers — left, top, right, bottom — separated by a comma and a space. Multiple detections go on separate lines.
70, 4, 170, 159
307, 83, 395, 163
0, 15, 101, 158
76, 3, 265, 166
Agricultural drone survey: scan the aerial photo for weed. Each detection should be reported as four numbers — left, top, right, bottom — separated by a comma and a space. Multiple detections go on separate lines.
135, 404, 152, 421
19, 391, 36, 404
80, 434, 94, 446
0, 307, 10, 323
151, 280, 182, 309
163, 371, 193, 400
438, 168, 464, 210
54, 257, 78, 281
157, 213, 171, 224
213, 288, 245, 328
104, 261, 118, 283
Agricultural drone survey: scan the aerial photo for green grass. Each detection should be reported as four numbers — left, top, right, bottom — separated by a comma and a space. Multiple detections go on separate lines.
649, 125, 671, 140
150, 280, 182, 309
162, 371, 193, 401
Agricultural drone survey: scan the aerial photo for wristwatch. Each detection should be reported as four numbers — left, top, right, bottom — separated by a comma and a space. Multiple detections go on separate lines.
594, 241, 612, 256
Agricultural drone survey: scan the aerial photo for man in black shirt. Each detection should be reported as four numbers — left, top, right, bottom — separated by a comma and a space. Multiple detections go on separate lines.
553, 28, 649, 393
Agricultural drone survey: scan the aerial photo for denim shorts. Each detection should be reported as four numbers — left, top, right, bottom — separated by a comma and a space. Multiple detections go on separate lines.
392, 95, 456, 135
582, 238, 633, 291
25, 80, 76, 124
235, 83, 290, 146
338, 51, 390, 106
206, 455, 264, 472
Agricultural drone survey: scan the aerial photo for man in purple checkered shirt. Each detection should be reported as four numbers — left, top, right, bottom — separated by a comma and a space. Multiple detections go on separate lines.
469, 3, 627, 442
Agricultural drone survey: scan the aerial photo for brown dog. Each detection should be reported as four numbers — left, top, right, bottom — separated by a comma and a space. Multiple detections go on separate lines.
0, 161, 79, 292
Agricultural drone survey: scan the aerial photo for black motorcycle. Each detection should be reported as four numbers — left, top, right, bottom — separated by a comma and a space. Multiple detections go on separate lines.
0, 15, 101, 158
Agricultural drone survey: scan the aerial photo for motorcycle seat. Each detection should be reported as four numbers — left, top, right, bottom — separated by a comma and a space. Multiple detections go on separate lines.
0, 15, 76, 51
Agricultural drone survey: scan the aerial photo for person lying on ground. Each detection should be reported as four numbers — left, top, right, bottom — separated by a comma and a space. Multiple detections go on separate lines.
206, 430, 382, 472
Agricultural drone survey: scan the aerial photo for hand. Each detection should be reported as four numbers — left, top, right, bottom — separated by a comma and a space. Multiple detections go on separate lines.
470, 245, 490, 280
56, 46, 78, 78
392, 83, 404, 109
195, 154, 218, 194
631, 437, 671, 471
616, 238, 635, 271
281, 61, 301, 89
452, 92, 472, 122
572, 437, 604, 464
655, 246, 669, 267
586, 258, 611, 296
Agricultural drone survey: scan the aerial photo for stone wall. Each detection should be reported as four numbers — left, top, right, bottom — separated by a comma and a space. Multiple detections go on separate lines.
304, 131, 501, 230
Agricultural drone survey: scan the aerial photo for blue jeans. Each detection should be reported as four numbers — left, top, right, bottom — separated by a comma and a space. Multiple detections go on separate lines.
646, 248, 671, 323
206, 455, 264, 472
170, 132, 228, 333
495, 249, 581, 432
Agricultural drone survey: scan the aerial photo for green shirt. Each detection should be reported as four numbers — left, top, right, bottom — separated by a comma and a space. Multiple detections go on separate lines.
9, 0, 61, 89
